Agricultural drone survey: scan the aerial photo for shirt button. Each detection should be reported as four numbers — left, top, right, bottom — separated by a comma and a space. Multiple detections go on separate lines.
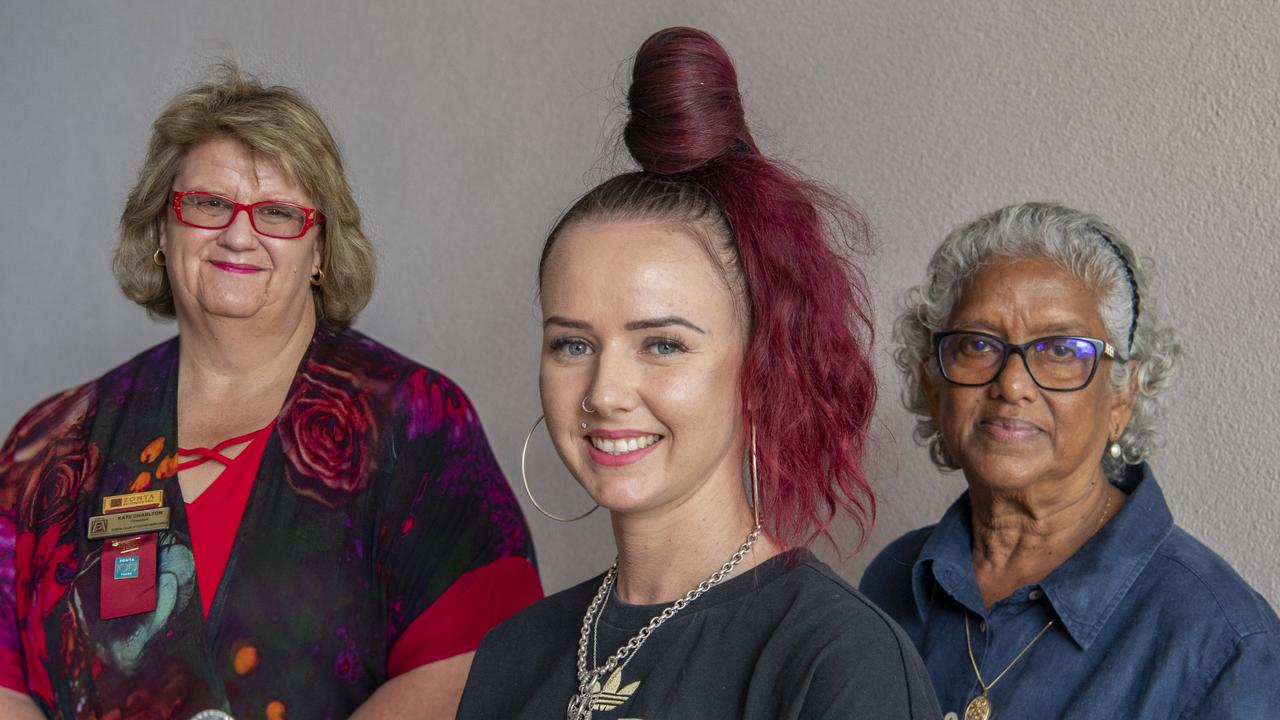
1028, 589, 1044, 601
979, 620, 987, 633
945, 713, 960, 720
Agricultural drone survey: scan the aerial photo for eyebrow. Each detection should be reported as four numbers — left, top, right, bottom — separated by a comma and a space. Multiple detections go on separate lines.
956, 320, 1093, 336
543, 315, 707, 334
626, 316, 706, 334
179, 187, 309, 205
543, 316, 592, 330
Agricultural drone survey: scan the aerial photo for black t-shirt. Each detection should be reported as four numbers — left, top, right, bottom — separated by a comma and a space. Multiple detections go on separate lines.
459, 549, 942, 719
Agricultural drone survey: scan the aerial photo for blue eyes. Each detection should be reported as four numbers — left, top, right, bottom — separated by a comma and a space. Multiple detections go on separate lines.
548, 337, 687, 358
652, 340, 682, 355
549, 338, 592, 357
562, 340, 591, 357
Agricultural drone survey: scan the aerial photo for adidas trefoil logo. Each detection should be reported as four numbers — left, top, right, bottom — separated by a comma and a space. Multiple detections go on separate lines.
589, 667, 641, 711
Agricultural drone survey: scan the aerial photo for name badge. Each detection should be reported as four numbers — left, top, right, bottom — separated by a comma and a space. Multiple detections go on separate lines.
96, 489, 166, 619
86, 507, 170, 540
102, 489, 165, 514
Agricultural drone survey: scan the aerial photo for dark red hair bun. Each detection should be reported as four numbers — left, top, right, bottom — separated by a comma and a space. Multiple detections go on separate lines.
624, 27, 757, 175
541, 26, 878, 551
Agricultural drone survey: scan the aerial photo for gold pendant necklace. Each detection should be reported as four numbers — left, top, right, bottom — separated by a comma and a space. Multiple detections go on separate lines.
963, 693, 992, 720
963, 610, 1054, 720
964, 487, 1111, 718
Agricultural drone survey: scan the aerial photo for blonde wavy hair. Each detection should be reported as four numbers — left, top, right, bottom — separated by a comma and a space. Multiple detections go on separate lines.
893, 202, 1181, 480
114, 64, 374, 325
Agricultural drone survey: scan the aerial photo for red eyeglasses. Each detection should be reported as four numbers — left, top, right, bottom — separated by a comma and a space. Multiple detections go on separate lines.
171, 191, 323, 239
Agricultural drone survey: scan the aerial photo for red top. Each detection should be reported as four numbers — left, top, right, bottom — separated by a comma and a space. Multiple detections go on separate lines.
180, 420, 276, 619
177, 421, 541, 672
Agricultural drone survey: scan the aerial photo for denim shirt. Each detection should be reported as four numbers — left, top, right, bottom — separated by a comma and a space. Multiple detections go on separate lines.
860, 463, 1280, 720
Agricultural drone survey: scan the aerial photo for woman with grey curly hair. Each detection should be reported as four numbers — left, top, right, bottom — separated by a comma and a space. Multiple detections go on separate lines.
861, 202, 1279, 719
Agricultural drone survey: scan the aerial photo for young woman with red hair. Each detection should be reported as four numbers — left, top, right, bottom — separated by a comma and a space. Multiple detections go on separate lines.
459, 27, 940, 719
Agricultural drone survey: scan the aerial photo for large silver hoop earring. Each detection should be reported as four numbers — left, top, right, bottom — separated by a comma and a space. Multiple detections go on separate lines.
520, 415, 598, 523
749, 421, 762, 530
581, 396, 596, 414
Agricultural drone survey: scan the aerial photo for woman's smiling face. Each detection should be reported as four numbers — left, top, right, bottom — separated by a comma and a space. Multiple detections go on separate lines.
927, 256, 1135, 495
538, 219, 747, 519
160, 137, 322, 326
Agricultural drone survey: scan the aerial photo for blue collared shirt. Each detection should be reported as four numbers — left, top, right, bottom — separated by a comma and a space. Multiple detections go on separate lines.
860, 463, 1280, 719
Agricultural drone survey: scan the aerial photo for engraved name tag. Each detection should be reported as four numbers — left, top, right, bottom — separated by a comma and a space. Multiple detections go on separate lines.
102, 489, 165, 514
86, 507, 170, 539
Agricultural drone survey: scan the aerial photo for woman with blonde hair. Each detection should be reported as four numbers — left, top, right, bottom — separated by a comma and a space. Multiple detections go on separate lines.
0, 68, 541, 718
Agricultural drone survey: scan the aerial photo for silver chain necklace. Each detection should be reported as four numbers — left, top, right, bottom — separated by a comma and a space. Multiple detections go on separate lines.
566, 525, 762, 720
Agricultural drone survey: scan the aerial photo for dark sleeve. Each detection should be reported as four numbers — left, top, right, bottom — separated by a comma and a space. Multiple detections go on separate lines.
793, 611, 942, 720
458, 584, 589, 720
858, 527, 931, 623
1178, 628, 1280, 720
455, 621, 511, 718
379, 369, 542, 675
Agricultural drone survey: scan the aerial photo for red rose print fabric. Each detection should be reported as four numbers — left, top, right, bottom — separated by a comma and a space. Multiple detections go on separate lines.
0, 328, 541, 717
278, 358, 379, 506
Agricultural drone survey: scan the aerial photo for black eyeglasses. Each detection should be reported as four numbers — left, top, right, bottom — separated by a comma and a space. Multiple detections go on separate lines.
932, 331, 1124, 392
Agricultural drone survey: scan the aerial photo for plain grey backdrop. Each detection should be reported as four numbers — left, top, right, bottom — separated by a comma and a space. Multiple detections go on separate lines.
2, 0, 1276, 605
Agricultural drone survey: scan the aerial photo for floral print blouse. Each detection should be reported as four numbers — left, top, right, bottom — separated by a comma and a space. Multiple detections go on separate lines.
0, 326, 540, 718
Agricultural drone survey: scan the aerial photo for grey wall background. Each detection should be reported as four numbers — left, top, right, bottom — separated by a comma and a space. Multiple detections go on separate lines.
2, 1, 1276, 605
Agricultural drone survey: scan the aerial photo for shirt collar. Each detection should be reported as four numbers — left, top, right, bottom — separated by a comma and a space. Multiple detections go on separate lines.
1039, 463, 1173, 649
913, 491, 987, 618
909, 463, 1174, 650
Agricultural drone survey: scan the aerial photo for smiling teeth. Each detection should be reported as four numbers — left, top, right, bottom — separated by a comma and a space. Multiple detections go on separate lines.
590, 435, 661, 455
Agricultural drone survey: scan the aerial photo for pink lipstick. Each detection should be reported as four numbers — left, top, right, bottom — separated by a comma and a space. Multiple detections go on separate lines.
584, 430, 663, 468
210, 261, 262, 274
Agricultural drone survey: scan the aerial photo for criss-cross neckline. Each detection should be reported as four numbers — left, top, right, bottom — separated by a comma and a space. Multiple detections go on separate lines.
176, 427, 265, 472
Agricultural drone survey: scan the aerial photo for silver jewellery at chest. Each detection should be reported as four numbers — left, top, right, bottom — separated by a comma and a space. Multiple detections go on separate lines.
566, 525, 762, 720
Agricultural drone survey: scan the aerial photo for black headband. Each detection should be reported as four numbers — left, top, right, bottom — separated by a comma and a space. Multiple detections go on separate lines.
1095, 228, 1140, 351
